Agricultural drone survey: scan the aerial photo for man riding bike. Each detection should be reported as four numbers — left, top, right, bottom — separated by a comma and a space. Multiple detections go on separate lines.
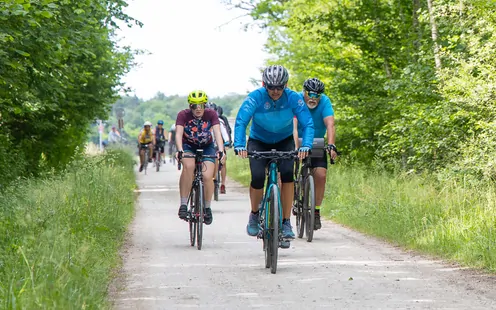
154, 120, 167, 164
216, 105, 232, 194
293, 78, 338, 230
234, 65, 315, 246
138, 121, 155, 172
176, 90, 226, 225
168, 123, 176, 163
206, 102, 231, 193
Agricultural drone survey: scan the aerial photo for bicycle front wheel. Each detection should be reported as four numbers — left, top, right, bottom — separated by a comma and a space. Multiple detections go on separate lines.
189, 189, 196, 247
268, 185, 280, 274
295, 177, 305, 239
196, 181, 205, 250
304, 175, 316, 242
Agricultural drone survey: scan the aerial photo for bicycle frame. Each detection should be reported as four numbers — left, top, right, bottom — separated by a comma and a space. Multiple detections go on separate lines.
259, 161, 283, 239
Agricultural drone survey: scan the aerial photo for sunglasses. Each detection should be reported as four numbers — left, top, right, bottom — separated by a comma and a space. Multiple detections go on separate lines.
190, 104, 205, 110
306, 91, 321, 99
266, 84, 285, 91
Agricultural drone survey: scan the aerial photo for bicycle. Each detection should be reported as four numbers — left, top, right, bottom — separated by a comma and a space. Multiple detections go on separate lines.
169, 142, 177, 165
214, 166, 221, 201
237, 149, 298, 274
293, 138, 338, 242
140, 143, 152, 175
178, 150, 221, 250
155, 141, 165, 172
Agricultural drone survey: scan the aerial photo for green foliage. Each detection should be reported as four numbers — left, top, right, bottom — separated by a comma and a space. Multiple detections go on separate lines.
0, 149, 135, 308
226, 0, 496, 179
102, 92, 245, 143
325, 164, 496, 271
0, 0, 141, 185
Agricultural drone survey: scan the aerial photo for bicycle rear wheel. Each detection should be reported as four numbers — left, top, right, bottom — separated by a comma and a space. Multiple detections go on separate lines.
304, 175, 316, 242
214, 170, 220, 201
144, 149, 148, 175
268, 185, 280, 274
196, 182, 205, 250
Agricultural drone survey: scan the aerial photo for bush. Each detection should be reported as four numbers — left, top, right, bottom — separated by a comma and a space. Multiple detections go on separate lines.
0, 149, 135, 308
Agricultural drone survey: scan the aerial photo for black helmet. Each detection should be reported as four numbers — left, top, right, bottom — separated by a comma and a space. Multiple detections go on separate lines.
217, 106, 224, 116
205, 102, 217, 111
303, 78, 325, 94
262, 65, 289, 86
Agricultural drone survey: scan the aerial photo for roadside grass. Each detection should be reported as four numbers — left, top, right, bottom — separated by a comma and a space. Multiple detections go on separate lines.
0, 148, 136, 309
227, 151, 496, 271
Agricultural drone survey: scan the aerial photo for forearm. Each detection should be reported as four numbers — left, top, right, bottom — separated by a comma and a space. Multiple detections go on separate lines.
175, 127, 184, 151
213, 127, 225, 153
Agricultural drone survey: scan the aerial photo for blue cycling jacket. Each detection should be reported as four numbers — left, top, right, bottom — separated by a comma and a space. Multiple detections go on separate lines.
297, 93, 334, 139
234, 87, 315, 148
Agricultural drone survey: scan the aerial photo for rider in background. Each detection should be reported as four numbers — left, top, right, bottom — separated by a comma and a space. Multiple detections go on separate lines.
293, 78, 338, 230
233, 65, 314, 245
206, 102, 231, 193
155, 120, 167, 164
168, 123, 176, 163
175, 90, 226, 225
216, 105, 232, 194
138, 121, 155, 172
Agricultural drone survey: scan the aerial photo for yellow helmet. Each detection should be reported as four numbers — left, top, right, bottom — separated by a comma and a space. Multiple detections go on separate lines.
187, 90, 208, 104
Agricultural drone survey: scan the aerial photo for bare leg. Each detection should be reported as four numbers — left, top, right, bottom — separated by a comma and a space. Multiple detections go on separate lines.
249, 187, 264, 212
313, 168, 327, 206
202, 161, 216, 202
281, 182, 294, 219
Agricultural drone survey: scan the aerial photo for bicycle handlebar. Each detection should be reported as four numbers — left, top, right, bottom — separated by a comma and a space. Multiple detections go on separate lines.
177, 152, 223, 171
235, 149, 299, 160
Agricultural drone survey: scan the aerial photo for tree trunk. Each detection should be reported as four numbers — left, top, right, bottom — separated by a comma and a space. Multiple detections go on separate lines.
427, 0, 442, 70
412, 0, 421, 50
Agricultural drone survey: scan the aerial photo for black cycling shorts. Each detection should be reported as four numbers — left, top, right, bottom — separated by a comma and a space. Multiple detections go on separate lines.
155, 141, 165, 153
310, 152, 328, 169
247, 135, 295, 190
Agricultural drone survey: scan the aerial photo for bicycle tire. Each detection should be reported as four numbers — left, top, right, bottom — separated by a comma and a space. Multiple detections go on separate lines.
196, 181, 205, 250
304, 175, 316, 242
189, 189, 196, 247
156, 157, 160, 172
214, 170, 220, 201
263, 201, 270, 269
269, 185, 280, 274
144, 149, 148, 175
295, 177, 305, 239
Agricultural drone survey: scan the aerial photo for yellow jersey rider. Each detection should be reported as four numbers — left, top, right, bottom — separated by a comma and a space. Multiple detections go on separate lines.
138, 121, 155, 172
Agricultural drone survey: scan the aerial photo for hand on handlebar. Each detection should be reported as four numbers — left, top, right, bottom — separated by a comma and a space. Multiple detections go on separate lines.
217, 151, 226, 164
298, 146, 310, 160
234, 147, 247, 159
175, 150, 183, 163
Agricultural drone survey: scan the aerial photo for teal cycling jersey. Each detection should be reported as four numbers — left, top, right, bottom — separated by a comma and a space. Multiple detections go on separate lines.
234, 87, 314, 148
297, 93, 334, 138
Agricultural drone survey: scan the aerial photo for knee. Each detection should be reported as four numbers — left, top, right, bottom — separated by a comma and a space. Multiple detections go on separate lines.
314, 169, 327, 183
250, 169, 265, 189
182, 161, 195, 173
280, 166, 294, 183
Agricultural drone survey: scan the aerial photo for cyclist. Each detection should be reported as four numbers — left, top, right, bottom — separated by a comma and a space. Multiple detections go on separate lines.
154, 120, 167, 164
138, 121, 155, 172
234, 65, 315, 245
206, 102, 230, 192
216, 105, 232, 194
168, 123, 176, 163
293, 78, 338, 230
176, 90, 226, 225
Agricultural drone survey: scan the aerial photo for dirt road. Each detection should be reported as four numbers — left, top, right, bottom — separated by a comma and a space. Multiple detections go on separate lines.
112, 159, 496, 309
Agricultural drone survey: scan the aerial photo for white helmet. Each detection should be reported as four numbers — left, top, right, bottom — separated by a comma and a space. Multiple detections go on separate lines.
144, 121, 152, 126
